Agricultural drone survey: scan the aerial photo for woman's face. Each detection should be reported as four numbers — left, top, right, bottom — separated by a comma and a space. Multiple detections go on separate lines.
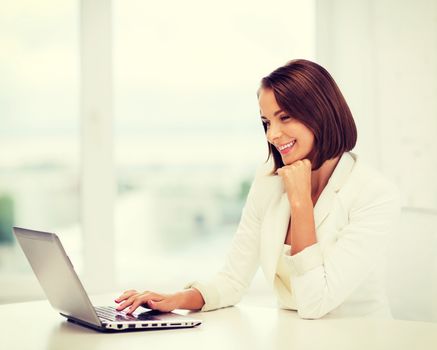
259, 88, 315, 165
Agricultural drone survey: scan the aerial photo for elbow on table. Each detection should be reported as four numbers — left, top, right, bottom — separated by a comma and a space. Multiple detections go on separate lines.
297, 302, 331, 320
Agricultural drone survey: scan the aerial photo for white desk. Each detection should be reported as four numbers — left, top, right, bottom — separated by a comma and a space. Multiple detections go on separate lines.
1, 294, 437, 350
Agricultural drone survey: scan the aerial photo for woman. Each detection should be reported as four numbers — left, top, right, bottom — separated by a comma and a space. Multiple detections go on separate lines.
115, 59, 400, 319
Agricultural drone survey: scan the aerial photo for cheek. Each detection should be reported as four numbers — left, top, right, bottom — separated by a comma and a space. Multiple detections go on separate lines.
309, 135, 315, 147
303, 130, 315, 147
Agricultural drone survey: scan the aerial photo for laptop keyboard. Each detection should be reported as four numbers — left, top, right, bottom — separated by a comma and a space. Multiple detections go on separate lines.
95, 306, 135, 321
95, 306, 161, 322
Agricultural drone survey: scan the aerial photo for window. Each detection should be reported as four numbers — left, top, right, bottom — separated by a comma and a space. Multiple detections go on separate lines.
0, 1, 79, 302
113, 0, 315, 288
0, 0, 315, 302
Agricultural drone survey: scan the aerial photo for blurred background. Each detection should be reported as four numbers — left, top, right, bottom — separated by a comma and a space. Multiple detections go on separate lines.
0, 0, 436, 321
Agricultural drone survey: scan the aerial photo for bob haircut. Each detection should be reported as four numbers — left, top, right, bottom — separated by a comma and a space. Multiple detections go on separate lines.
259, 59, 357, 172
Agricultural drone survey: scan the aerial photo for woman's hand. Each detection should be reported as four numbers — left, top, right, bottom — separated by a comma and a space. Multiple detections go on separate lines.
277, 159, 316, 254
115, 289, 182, 314
277, 159, 312, 207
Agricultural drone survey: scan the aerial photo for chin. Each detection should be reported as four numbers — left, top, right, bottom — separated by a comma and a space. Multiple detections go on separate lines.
282, 155, 301, 165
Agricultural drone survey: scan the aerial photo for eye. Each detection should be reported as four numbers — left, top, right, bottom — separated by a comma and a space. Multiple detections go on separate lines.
280, 115, 291, 121
261, 119, 270, 128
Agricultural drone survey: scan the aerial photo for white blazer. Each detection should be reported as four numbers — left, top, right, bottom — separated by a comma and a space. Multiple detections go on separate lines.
187, 152, 401, 319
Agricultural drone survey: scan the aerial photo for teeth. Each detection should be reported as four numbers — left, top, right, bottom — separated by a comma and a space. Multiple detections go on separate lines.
278, 141, 295, 151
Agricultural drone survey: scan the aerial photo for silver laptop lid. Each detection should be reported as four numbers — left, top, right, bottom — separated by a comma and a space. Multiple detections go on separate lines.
13, 227, 101, 327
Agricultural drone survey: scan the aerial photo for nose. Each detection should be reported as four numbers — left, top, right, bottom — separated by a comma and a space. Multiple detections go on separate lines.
266, 121, 282, 144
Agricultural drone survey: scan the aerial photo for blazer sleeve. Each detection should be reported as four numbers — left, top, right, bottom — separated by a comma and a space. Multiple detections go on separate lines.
185, 164, 269, 311
283, 175, 401, 319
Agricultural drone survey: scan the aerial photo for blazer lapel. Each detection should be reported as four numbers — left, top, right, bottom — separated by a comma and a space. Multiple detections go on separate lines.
313, 180, 337, 229
314, 152, 356, 228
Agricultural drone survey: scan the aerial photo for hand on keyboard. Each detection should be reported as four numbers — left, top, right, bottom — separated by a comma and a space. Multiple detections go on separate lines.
115, 289, 182, 314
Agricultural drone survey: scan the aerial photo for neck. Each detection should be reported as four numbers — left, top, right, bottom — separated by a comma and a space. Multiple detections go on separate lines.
310, 156, 341, 200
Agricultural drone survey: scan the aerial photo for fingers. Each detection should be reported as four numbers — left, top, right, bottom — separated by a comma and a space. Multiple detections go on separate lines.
126, 293, 163, 314
115, 289, 177, 314
116, 293, 140, 311
277, 159, 312, 176
302, 159, 311, 167
115, 289, 138, 303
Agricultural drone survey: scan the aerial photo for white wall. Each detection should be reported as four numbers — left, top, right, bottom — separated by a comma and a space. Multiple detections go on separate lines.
316, 0, 437, 322
316, 0, 437, 211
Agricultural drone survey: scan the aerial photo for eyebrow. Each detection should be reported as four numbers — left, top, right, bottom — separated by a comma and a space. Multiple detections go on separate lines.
260, 109, 284, 120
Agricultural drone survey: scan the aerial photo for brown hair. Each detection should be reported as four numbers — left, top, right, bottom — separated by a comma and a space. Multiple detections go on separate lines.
259, 59, 357, 172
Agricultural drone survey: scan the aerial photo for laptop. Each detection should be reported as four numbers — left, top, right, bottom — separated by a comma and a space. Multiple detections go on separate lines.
13, 226, 202, 332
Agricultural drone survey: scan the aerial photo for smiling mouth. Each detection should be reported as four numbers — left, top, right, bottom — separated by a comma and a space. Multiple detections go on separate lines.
277, 140, 296, 154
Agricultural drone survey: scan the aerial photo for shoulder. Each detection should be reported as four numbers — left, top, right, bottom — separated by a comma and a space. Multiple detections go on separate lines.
339, 153, 401, 213
251, 158, 282, 193
347, 153, 399, 197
